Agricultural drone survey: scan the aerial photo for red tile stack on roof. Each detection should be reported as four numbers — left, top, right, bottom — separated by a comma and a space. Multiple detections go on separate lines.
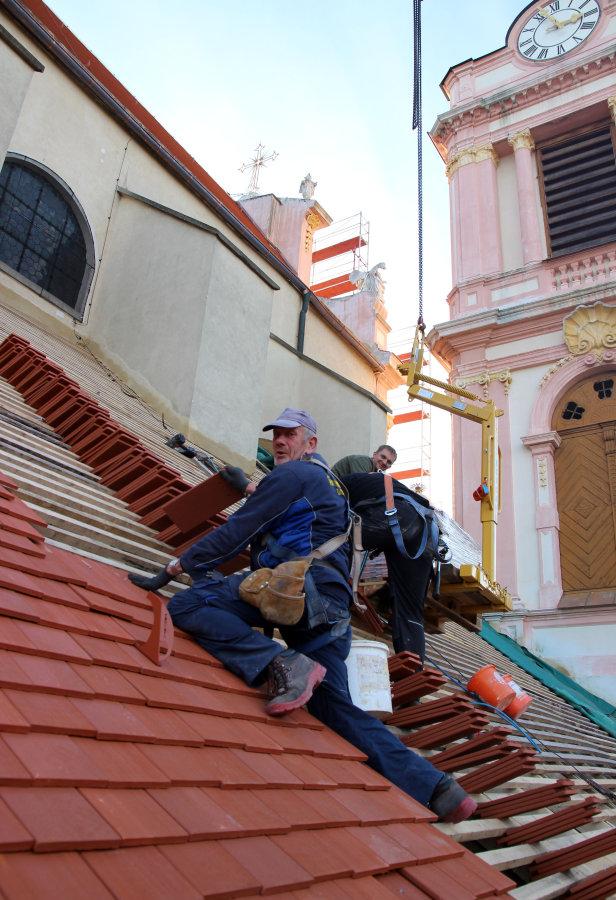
0, 467, 517, 899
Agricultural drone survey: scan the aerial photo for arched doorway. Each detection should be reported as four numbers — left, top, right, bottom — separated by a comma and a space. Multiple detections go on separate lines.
552, 373, 616, 594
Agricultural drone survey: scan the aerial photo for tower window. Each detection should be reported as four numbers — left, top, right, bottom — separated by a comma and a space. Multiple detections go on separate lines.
537, 123, 616, 258
0, 157, 94, 318
594, 379, 613, 400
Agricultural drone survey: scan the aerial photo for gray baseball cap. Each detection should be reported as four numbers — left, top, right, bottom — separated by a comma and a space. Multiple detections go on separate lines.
263, 407, 317, 435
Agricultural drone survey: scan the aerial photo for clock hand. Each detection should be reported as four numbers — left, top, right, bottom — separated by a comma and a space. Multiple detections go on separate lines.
537, 6, 560, 27
565, 10, 582, 24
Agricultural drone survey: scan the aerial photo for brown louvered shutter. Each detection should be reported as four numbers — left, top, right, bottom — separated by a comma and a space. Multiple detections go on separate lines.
538, 123, 616, 257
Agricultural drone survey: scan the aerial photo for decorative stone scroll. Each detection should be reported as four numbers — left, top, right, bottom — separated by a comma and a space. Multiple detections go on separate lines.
508, 130, 535, 152
455, 368, 512, 398
563, 302, 616, 357
445, 143, 499, 180
609, 95, 616, 126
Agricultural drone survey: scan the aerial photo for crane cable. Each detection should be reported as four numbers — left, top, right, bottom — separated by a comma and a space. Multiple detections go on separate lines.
412, 0, 424, 332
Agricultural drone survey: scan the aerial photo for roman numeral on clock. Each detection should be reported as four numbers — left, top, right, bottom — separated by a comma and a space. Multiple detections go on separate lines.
523, 44, 538, 56
549, 0, 560, 10
538, 48, 548, 59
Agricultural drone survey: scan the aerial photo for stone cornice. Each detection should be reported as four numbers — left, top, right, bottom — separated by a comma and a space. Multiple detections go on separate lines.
428, 287, 616, 362
431, 43, 616, 155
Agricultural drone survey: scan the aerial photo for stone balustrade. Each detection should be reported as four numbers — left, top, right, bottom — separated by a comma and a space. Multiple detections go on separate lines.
551, 246, 616, 292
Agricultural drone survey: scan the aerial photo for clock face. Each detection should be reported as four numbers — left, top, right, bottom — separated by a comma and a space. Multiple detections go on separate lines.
517, 0, 601, 61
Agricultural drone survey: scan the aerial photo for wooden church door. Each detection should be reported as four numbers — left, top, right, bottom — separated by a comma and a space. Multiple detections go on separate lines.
553, 373, 616, 594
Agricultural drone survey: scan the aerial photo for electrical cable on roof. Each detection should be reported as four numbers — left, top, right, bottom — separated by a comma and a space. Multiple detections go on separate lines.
412, 0, 424, 331
425, 642, 616, 807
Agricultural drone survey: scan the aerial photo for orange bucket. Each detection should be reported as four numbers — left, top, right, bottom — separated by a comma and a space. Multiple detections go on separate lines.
467, 664, 516, 710
502, 674, 532, 719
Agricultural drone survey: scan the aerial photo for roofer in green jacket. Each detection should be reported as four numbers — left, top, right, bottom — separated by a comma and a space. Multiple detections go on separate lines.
331, 444, 397, 480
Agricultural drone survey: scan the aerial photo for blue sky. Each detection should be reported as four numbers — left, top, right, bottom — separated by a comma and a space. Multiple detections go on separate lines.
46, 0, 524, 334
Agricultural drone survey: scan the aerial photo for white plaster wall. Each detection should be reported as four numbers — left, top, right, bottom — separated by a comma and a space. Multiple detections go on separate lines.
529, 623, 616, 705
507, 363, 552, 609
0, 29, 36, 165
262, 339, 387, 466
1, 11, 385, 467
496, 154, 524, 273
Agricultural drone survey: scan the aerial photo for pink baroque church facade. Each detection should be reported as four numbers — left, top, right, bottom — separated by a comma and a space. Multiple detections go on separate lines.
428, 0, 616, 702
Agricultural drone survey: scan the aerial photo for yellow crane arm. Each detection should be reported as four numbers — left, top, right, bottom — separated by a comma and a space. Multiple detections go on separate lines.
399, 326, 503, 584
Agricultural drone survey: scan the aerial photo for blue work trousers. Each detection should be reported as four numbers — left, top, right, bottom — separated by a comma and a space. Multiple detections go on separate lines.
167, 572, 443, 807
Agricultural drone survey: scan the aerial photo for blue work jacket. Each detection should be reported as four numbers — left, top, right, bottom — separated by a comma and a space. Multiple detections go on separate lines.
179, 458, 352, 606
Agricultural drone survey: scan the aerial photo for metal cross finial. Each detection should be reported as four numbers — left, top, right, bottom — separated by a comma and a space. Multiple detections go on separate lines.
239, 142, 278, 194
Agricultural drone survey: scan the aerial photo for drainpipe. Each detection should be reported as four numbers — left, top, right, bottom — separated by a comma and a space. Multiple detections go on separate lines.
297, 290, 310, 353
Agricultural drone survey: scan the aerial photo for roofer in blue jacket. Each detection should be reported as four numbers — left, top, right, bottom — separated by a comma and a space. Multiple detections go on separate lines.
136, 408, 477, 823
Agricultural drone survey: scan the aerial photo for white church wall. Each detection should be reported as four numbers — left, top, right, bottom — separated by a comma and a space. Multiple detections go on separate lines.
0, 21, 37, 166
1, 9, 388, 469
529, 622, 616, 705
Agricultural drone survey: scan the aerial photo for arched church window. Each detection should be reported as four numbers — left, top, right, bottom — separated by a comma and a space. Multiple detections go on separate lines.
0, 156, 94, 319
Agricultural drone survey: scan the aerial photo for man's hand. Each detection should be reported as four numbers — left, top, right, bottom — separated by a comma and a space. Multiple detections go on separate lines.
128, 564, 177, 592
220, 466, 251, 495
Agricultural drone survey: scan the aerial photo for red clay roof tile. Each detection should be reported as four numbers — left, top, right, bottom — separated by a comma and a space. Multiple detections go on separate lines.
0, 691, 29, 733
379, 822, 465, 865
73, 663, 146, 702
138, 743, 266, 788
331, 787, 435, 826
82, 845, 202, 899
80, 787, 188, 846
5, 689, 96, 737
16, 620, 93, 663
71, 697, 159, 742
126, 704, 204, 747
3, 732, 109, 786
0, 465, 522, 895
0, 785, 121, 851
9, 653, 94, 697
201, 786, 291, 836
271, 829, 355, 881
0, 512, 44, 542
401, 863, 482, 900
432, 856, 516, 896
231, 748, 304, 788
159, 840, 262, 898
0, 530, 46, 558
70, 737, 170, 788
0, 850, 114, 899
220, 834, 315, 894
0, 794, 35, 851
146, 786, 248, 840
377, 871, 433, 897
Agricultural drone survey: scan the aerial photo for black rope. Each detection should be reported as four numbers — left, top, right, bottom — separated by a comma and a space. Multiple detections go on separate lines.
412, 0, 424, 330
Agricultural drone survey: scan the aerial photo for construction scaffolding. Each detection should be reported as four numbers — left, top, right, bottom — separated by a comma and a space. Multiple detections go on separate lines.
310, 212, 369, 299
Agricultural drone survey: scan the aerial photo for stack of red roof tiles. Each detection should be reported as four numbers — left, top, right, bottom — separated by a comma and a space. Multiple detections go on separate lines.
0, 466, 517, 898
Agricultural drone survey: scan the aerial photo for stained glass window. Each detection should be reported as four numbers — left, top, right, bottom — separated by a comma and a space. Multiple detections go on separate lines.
0, 160, 90, 313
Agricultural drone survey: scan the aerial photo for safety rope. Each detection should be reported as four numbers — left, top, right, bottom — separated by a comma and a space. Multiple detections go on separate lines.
412, 0, 424, 330
425, 644, 616, 806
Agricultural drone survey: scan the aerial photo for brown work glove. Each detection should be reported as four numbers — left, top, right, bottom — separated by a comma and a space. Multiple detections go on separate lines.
239, 559, 311, 625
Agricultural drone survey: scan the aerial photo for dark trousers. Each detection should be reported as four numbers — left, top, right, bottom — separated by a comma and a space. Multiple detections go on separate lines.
167, 573, 443, 807
362, 506, 432, 660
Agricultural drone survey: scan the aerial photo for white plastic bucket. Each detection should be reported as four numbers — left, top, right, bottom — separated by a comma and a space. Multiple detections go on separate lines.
345, 639, 392, 719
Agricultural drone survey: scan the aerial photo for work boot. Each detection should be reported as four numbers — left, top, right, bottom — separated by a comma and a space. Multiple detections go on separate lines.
265, 650, 326, 716
429, 774, 478, 823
